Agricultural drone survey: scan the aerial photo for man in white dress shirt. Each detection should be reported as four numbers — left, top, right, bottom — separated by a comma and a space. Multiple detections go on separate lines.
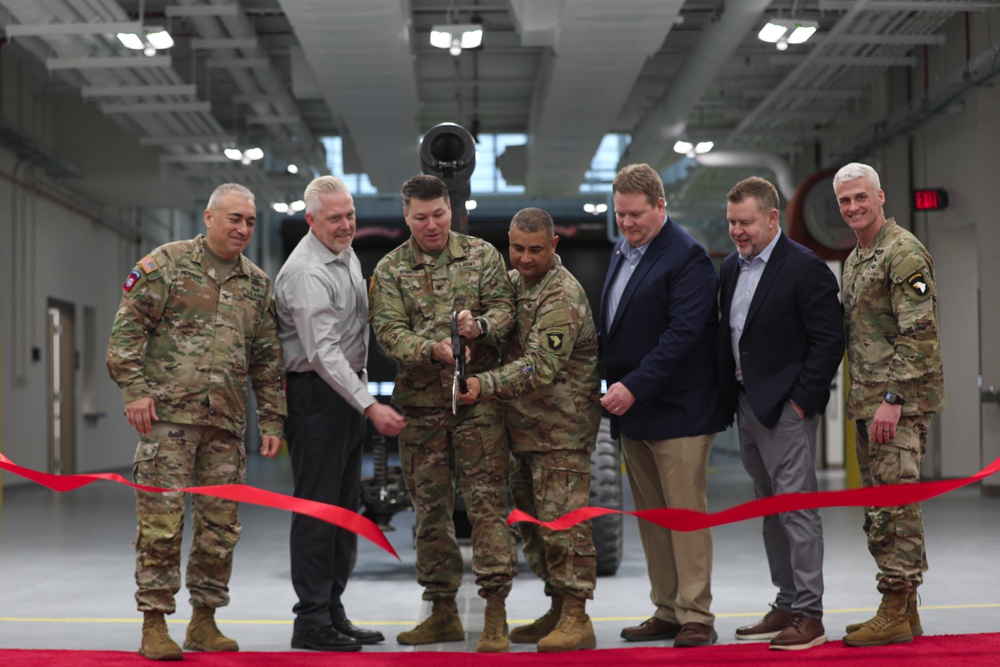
275, 176, 406, 651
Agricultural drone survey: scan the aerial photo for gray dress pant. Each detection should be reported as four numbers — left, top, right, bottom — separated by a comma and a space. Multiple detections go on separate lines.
737, 392, 824, 619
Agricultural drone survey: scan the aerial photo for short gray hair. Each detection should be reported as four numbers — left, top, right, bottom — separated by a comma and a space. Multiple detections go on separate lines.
304, 176, 350, 215
207, 183, 254, 210
833, 163, 881, 192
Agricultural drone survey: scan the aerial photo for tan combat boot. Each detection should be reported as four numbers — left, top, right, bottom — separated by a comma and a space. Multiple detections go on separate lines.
843, 590, 913, 647
846, 586, 923, 637
510, 594, 563, 644
475, 593, 509, 653
536, 593, 596, 652
397, 598, 465, 645
139, 611, 183, 661
183, 607, 239, 652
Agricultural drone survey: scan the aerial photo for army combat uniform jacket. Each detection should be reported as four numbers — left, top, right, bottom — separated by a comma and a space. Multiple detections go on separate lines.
369, 231, 515, 408
107, 234, 287, 438
842, 218, 946, 420
476, 256, 601, 453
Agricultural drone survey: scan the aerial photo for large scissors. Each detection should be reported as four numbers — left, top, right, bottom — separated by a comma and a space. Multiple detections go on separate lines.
450, 311, 467, 415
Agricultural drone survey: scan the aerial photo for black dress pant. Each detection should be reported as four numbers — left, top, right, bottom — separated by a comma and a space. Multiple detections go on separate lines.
286, 371, 365, 630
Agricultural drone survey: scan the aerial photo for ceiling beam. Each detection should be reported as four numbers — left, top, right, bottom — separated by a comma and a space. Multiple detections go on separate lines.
4, 21, 142, 37
823, 34, 946, 46
82, 84, 197, 98
165, 4, 240, 18
47, 56, 171, 70
140, 136, 236, 147
102, 101, 211, 114
819, 0, 998, 9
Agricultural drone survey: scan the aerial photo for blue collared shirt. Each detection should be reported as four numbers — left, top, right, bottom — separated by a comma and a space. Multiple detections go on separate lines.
605, 218, 665, 325
730, 228, 782, 383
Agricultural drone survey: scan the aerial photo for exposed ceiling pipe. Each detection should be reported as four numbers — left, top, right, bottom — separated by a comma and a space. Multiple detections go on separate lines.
620, 0, 774, 170
693, 150, 796, 200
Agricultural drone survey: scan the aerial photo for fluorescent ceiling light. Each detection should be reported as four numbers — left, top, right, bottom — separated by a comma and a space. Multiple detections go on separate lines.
758, 18, 819, 47
145, 30, 174, 50
430, 24, 483, 56
117, 32, 144, 50
787, 24, 818, 44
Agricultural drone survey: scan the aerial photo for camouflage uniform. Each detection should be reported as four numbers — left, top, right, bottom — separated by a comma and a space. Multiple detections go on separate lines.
107, 234, 286, 613
369, 231, 517, 600
474, 256, 600, 600
842, 218, 945, 593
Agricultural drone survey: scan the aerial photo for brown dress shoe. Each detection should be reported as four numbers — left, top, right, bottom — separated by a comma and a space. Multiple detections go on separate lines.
770, 613, 827, 651
620, 617, 682, 642
673, 622, 718, 647
735, 605, 793, 640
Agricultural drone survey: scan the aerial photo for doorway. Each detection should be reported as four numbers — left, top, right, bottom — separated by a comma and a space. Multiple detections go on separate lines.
47, 299, 76, 475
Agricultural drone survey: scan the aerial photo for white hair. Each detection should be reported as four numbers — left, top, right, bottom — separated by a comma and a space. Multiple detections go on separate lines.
303, 175, 350, 215
833, 163, 881, 192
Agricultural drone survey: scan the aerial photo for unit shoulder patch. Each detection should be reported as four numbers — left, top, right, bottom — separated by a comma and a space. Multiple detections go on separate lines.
545, 327, 565, 351
906, 271, 930, 298
123, 268, 141, 292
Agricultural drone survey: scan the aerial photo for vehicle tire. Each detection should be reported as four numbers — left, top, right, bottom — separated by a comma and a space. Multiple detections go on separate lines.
590, 417, 623, 576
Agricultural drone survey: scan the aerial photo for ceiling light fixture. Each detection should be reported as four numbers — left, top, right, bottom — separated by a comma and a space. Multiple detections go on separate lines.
673, 140, 714, 159
117, 28, 174, 57
223, 146, 265, 166
583, 202, 608, 215
757, 18, 818, 50
430, 24, 483, 57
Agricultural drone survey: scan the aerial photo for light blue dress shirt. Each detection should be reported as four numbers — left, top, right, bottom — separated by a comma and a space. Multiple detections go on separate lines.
606, 218, 665, 325
730, 228, 782, 383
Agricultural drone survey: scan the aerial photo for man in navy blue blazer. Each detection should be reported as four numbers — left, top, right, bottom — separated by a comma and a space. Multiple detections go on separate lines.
599, 163, 726, 648
717, 177, 844, 651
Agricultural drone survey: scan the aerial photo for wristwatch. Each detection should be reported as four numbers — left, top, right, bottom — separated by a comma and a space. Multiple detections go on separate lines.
475, 317, 488, 339
884, 391, 906, 406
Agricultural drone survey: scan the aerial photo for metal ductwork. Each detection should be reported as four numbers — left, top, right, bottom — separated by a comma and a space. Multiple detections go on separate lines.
510, 0, 684, 196
277, 0, 420, 192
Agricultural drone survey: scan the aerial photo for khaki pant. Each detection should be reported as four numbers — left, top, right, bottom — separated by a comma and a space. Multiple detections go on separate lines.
621, 433, 715, 626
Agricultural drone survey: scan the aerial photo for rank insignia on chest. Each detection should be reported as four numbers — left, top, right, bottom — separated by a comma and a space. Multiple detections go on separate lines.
546, 328, 565, 351
906, 271, 929, 297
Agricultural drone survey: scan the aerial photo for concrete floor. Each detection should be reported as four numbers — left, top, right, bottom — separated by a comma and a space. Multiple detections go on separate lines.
1, 445, 999, 653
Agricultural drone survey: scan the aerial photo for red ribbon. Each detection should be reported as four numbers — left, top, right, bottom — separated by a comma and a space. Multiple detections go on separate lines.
509, 455, 1000, 532
0, 452, 400, 560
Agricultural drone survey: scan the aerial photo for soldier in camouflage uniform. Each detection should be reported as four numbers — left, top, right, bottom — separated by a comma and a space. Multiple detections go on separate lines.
107, 183, 287, 661
834, 163, 946, 648
458, 207, 600, 653
368, 174, 517, 652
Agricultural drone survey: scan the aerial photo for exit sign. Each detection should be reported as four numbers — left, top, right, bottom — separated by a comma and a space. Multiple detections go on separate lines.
913, 188, 949, 211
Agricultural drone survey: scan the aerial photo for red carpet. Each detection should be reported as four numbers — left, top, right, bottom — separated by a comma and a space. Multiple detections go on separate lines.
3, 634, 999, 667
